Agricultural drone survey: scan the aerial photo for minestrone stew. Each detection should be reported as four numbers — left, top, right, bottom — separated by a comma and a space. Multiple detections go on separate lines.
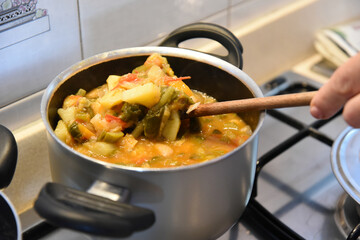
54, 53, 252, 168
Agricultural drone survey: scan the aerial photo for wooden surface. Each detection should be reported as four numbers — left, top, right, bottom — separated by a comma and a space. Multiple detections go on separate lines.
188, 91, 317, 117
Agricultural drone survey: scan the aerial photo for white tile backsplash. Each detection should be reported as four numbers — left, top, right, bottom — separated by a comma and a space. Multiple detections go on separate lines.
79, 0, 228, 58
229, 0, 295, 29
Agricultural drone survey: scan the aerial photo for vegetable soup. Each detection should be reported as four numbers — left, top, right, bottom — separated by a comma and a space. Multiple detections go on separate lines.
54, 53, 252, 168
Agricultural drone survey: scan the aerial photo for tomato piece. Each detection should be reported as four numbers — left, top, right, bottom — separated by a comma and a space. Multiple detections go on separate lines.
121, 73, 138, 82
105, 114, 125, 124
113, 74, 139, 89
104, 114, 128, 131
164, 76, 191, 83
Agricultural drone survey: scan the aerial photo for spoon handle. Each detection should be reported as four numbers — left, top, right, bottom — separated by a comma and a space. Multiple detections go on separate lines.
189, 91, 317, 117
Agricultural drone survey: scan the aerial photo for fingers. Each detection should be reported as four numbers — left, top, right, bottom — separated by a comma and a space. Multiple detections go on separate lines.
343, 93, 360, 128
310, 53, 360, 122
310, 81, 347, 119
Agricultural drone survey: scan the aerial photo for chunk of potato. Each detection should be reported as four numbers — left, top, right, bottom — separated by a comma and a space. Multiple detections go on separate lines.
63, 95, 81, 108
106, 75, 121, 90
54, 120, 72, 143
98, 88, 124, 109
147, 65, 165, 84
58, 107, 76, 125
154, 143, 173, 157
121, 82, 160, 108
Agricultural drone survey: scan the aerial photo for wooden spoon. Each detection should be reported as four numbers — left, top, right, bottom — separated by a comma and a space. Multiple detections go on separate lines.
187, 91, 317, 117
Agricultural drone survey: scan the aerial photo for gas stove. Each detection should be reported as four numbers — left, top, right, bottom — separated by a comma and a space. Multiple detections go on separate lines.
21, 71, 357, 240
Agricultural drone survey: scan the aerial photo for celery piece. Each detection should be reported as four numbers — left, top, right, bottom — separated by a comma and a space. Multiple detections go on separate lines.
68, 122, 82, 139
161, 110, 181, 141
75, 112, 91, 122
76, 88, 87, 96
98, 131, 124, 143
131, 121, 144, 138
143, 107, 165, 139
157, 87, 176, 108
158, 106, 171, 137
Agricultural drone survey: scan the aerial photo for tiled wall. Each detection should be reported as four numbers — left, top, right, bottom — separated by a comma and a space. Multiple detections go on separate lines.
0, 0, 293, 109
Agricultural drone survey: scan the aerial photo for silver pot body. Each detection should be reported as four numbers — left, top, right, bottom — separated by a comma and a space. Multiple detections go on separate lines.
41, 47, 264, 240
0, 192, 21, 240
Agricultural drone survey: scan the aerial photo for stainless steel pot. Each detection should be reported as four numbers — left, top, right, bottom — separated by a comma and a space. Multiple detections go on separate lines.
331, 127, 360, 240
0, 124, 20, 240
35, 23, 265, 240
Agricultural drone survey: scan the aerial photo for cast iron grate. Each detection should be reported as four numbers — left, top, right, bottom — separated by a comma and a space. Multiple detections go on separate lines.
239, 81, 342, 240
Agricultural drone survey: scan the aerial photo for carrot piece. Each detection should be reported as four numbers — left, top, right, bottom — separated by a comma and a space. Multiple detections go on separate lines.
77, 123, 95, 140
168, 80, 194, 96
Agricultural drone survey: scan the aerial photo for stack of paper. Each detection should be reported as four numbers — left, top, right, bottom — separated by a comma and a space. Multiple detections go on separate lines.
314, 19, 360, 67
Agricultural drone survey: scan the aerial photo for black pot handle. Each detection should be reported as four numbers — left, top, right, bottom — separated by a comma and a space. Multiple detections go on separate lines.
159, 22, 244, 69
34, 182, 155, 238
0, 124, 17, 189
347, 222, 360, 240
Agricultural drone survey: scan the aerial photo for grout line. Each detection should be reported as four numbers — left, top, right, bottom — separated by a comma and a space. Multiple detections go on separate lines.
76, 0, 84, 60
231, 0, 317, 38
227, 0, 231, 28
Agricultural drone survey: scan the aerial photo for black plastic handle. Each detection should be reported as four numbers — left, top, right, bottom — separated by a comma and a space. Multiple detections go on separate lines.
34, 182, 155, 238
159, 22, 243, 69
0, 124, 17, 189
347, 222, 360, 240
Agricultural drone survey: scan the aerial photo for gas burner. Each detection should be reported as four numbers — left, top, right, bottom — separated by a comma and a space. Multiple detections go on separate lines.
335, 193, 360, 239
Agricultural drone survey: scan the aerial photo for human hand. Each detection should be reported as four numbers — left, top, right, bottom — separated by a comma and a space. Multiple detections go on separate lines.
310, 52, 360, 128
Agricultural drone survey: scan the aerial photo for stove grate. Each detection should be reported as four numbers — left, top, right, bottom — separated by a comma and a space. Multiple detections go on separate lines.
241, 80, 344, 240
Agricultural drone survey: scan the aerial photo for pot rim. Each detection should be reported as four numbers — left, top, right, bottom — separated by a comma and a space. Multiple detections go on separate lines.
41, 46, 265, 173
331, 126, 360, 204
0, 191, 21, 240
